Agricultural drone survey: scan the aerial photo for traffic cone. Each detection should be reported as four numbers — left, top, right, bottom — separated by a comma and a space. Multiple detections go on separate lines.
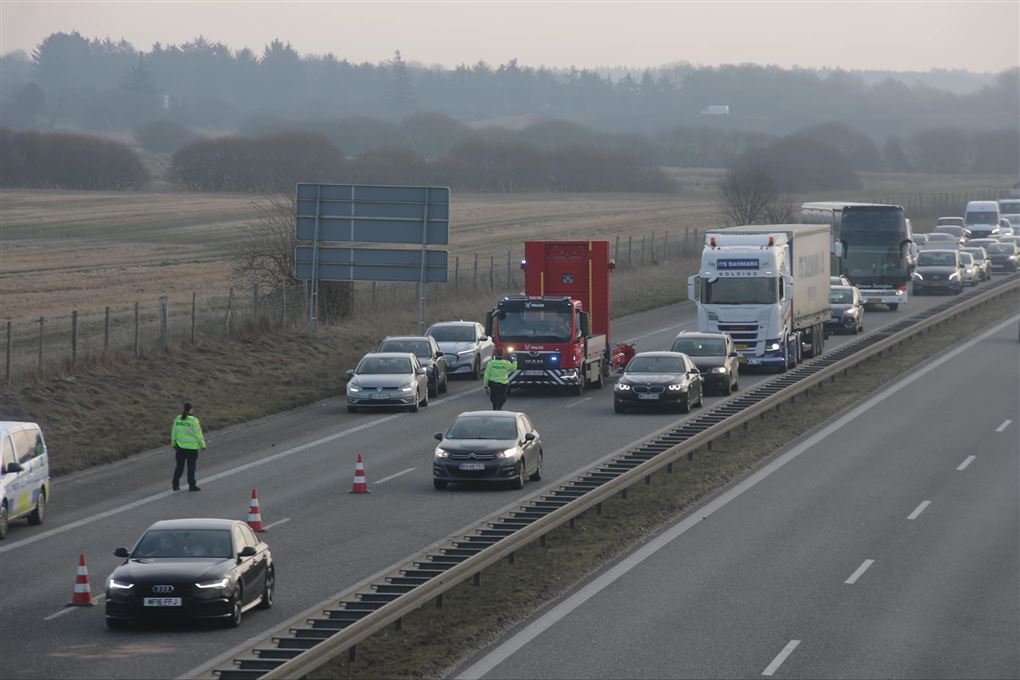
349, 452, 371, 494
70, 553, 96, 606
246, 488, 266, 532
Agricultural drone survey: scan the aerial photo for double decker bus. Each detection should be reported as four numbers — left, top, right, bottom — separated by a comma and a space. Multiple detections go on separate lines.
800, 201, 916, 310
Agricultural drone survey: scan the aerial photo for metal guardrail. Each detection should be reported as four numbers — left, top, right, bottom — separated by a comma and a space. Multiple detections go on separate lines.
205, 274, 1019, 680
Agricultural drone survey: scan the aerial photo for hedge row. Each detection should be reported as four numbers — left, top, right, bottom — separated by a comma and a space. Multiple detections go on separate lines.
0, 128, 149, 189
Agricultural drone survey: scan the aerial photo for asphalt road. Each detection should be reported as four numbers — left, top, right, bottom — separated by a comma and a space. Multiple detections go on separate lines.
0, 291, 976, 679
454, 317, 1020, 680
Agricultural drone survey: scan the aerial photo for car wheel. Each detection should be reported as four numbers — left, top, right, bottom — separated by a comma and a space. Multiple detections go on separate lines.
106, 618, 128, 630
258, 569, 274, 610
409, 401, 419, 413
439, 373, 448, 394
529, 452, 543, 481
592, 365, 604, 389
888, 303, 899, 311
0, 503, 8, 540
347, 405, 358, 414
226, 588, 243, 628
732, 379, 739, 391
433, 479, 448, 490
694, 386, 704, 407
28, 492, 45, 526
511, 462, 526, 490
428, 379, 438, 398
471, 357, 481, 380
679, 394, 690, 414
720, 379, 732, 396
614, 401, 626, 414
572, 375, 585, 397
421, 388, 429, 407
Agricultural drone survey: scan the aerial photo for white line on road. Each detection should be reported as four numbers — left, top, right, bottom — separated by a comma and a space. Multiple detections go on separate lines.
762, 640, 801, 676
624, 321, 691, 344
262, 517, 291, 531
844, 559, 875, 585
375, 468, 416, 484
995, 419, 1013, 433
454, 314, 1020, 680
957, 455, 976, 471
566, 397, 593, 409
44, 594, 105, 621
906, 500, 931, 520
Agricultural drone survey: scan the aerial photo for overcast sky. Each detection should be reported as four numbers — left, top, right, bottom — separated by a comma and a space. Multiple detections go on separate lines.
2, 1, 1018, 73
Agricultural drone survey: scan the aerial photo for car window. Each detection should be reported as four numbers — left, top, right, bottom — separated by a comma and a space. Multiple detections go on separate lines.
520, 414, 534, 432
2, 436, 16, 472
358, 356, 412, 374
12, 429, 39, 463
627, 356, 686, 373
134, 529, 233, 558
239, 524, 260, 548
671, 338, 726, 356
447, 415, 518, 440
379, 340, 431, 358
232, 526, 247, 554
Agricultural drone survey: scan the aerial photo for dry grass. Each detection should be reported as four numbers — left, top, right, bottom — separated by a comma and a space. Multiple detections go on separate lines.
307, 289, 1019, 680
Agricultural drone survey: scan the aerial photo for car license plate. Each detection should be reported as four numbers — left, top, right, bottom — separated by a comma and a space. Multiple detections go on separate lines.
637, 393, 659, 400
371, 392, 389, 399
522, 370, 545, 376
144, 597, 182, 607
458, 462, 486, 470
867, 297, 883, 304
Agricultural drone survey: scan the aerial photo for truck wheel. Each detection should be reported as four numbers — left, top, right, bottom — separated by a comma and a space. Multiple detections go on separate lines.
888, 303, 899, 311
572, 376, 585, 397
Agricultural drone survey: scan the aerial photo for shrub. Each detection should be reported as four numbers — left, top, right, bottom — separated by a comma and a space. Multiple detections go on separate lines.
744, 135, 860, 192
133, 119, 199, 153
0, 127, 149, 189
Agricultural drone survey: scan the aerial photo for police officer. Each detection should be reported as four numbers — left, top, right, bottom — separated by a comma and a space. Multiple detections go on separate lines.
171, 402, 206, 491
483, 348, 517, 410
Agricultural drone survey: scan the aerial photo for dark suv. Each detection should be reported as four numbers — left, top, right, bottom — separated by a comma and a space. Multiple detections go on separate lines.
669, 331, 739, 395
914, 250, 964, 295
377, 336, 448, 396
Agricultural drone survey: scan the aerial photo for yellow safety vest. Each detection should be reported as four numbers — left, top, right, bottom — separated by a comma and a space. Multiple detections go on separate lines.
483, 358, 517, 386
171, 415, 206, 450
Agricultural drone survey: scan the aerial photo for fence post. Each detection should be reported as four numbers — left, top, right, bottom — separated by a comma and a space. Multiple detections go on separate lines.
663, 232, 669, 261
489, 255, 495, 291
253, 284, 260, 322
615, 235, 620, 261
38, 316, 44, 371
474, 253, 479, 289
280, 287, 286, 327
159, 296, 168, 353
628, 236, 633, 265
104, 306, 111, 355
506, 250, 511, 288
641, 235, 646, 264
191, 292, 197, 344
683, 228, 690, 254
133, 303, 140, 358
224, 288, 234, 335
454, 256, 460, 290
71, 310, 78, 368
4, 319, 11, 385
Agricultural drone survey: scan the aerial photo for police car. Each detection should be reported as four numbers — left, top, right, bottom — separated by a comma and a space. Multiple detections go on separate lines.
1, 421, 50, 539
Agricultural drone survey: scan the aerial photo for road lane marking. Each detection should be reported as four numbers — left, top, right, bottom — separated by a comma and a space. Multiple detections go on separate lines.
453, 314, 1020, 680
957, 455, 976, 471
262, 517, 291, 531
844, 559, 875, 584
906, 501, 931, 520
624, 321, 693, 344
566, 397, 592, 409
995, 419, 1012, 432
375, 468, 416, 484
762, 640, 801, 676
44, 594, 106, 621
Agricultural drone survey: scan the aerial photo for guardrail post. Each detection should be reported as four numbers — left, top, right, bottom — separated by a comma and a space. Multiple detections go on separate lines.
508, 552, 516, 565
667, 462, 673, 473
621, 488, 628, 500
569, 518, 576, 529
644, 475, 651, 485
394, 618, 402, 632
348, 646, 357, 663
596, 502, 602, 516
473, 573, 481, 586
435, 593, 444, 610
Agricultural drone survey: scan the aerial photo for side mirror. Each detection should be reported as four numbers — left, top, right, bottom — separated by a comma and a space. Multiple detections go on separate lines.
834, 241, 845, 258
4, 462, 23, 473
416, 368, 427, 376
345, 369, 355, 379
239, 546, 257, 558
728, 352, 738, 358
435, 351, 444, 359
478, 335, 488, 342
433, 432, 443, 441
114, 547, 130, 558
524, 432, 536, 441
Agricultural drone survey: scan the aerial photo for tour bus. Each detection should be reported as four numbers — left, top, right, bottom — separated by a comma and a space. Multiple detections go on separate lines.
800, 202, 915, 311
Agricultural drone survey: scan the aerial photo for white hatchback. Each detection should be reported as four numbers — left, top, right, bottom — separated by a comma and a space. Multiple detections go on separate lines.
1, 421, 50, 539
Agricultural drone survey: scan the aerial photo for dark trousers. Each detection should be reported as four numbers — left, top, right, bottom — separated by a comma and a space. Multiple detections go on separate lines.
488, 382, 508, 410
172, 447, 199, 488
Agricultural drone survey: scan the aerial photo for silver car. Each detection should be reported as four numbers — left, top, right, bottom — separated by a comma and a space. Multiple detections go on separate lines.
957, 251, 979, 286
345, 353, 429, 413
425, 321, 494, 380
960, 247, 991, 281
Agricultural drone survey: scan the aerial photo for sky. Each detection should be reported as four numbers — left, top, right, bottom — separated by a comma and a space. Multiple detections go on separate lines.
2, 1, 1018, 73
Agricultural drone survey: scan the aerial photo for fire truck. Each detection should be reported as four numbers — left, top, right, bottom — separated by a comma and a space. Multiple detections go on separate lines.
485, 241, 615, 395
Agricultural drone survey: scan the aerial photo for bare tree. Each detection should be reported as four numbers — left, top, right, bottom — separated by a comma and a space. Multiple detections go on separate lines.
716, 158, 790, 225
232, 195, 297, 292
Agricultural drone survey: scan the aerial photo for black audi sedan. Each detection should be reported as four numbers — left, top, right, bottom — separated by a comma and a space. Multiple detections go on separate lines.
105, 518, 273, 629
614, 351, 704, 413
432, 411, 542, 490
670, 331, 740, 395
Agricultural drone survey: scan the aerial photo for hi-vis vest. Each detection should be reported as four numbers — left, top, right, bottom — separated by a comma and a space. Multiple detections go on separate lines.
171, 415, 206, 450
483, 358, 517, 386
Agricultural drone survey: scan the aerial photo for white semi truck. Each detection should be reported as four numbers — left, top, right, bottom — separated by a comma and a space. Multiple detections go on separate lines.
687, 224, 832, 372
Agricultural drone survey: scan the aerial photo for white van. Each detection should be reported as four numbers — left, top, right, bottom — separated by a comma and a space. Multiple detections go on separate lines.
1, 421, 50, 539
965, 200, 1001, 239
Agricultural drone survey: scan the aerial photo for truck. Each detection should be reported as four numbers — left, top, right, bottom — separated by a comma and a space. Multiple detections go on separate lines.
687, 224, 831, 372
485, 241, 613, 395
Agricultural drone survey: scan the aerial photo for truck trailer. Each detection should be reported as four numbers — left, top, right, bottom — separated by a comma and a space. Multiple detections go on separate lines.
687, 224, 831, 372
485, 241, 613, 395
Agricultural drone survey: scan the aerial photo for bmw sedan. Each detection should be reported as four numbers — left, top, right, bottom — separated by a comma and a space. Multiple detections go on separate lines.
105, 518, 273, 629
614, 351, 704, 414
432, 411, 542, 490
346, 352, 429, 413
670, 331, 739, 396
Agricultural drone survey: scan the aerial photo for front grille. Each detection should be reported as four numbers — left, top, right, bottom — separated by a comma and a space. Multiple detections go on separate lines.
447, 451, 497, 461
717, 322, 759, 342
633, 385, 665, 394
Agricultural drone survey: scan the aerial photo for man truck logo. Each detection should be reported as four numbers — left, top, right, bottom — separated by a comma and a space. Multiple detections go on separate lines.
717, 259, 759, 269
562, 273, 574, 283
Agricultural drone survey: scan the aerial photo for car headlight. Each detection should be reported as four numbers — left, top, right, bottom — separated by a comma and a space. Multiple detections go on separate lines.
434, 448, 450, 458
615, 382, 631, 391
842, 308, 858, 316
949, 272, 960, 280
711, 366, 728, 374
496, 448, 519, 459
347, 383, 361, 393
107, 578, 134, 590
505, 346, 515, 354
195, 577, 230, 589
668, 383, 685, 391
400, 382, 415, 392
767, 342, 782, 351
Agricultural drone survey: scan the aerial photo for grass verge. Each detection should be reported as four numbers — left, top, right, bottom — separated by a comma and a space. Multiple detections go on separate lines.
305, 289, 1018, 680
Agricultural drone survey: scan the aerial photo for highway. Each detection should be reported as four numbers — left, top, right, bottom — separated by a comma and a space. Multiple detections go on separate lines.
0, 292, 987, 679
454, 318, 1020, 679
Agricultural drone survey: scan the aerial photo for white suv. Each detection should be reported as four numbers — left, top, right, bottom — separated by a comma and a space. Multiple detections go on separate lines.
1, 421, 50, 539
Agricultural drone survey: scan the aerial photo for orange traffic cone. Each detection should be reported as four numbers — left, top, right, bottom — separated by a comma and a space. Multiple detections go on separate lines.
70, 554, 96, 606
349, 453, 371, 494
247, 488, 266, 532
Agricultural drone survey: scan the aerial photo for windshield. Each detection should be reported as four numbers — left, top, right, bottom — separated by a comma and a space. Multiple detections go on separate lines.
378, 339, 431, 358
841, 208, 906, 244
960, 248, 985, 259
830, 288, 854, 303
627, 356, 687, 373
987, 244, 1017, 254
958, 253, 974, 265
427, 326, 474, 343
357, 356, 412, 374
842, 245, 911, 280
966, 211, 997, 225
703, 277, 777, 304
927, 233, 956, 242
1000, 201, 1020, 213
937, 217, 964, 226
934, 226, 963, 237
671, 338, 726, 356
497, 310, 572, 343
917, 251, 957, 266
447, 416, 518, 440
133, 529, 233, 558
